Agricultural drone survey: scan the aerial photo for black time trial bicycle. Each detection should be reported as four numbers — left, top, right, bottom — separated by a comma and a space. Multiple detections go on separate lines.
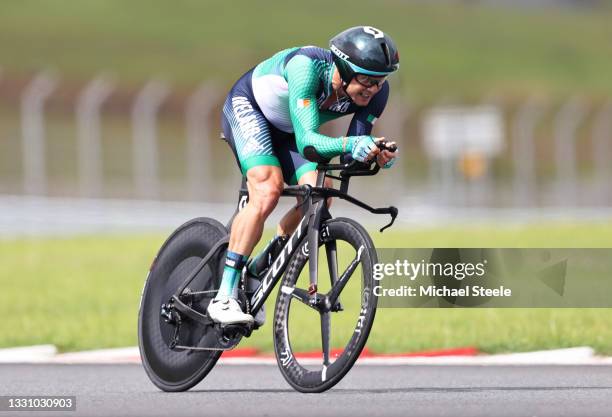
138, 143, 398, 393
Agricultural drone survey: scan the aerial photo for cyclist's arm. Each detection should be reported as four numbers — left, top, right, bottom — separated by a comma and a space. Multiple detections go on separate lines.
285, 55, 356, 159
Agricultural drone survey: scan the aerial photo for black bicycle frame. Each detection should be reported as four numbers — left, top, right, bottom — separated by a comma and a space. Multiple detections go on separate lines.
230, 161, 397, 317
170, 159, 397, 327
228, 172, 326, 316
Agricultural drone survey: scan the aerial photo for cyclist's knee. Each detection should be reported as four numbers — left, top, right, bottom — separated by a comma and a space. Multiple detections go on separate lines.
252, 184, 281, 217
297, 170, 317, 186
246, 167, 283, 218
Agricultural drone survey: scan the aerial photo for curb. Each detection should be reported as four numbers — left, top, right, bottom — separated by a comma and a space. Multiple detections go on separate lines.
51, 347, 141, 364
0, 345, 57, 363
3, 345, 612, 365
50, 346, 480, 364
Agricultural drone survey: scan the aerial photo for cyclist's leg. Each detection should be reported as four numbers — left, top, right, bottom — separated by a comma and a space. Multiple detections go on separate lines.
274, 133, 333, 237
211, 72, 281, 324
229, 165, 283, 256
221, 85, 284, 257
246, 130, 325, 277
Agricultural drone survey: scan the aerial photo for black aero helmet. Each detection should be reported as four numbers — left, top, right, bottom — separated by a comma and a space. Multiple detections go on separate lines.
330, 26, 400, 84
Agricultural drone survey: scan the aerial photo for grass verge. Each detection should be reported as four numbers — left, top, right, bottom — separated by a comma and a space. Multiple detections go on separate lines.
1, 221, 611, 354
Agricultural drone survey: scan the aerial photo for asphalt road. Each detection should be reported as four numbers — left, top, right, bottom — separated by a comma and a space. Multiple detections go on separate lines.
1, 364, 611, 417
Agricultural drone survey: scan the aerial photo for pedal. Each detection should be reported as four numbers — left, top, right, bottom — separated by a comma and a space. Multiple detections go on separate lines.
221, 322, 254, 338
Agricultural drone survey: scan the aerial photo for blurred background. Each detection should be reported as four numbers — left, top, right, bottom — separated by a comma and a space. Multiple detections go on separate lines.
2, 0, 612, 222
1, 0, 612, 354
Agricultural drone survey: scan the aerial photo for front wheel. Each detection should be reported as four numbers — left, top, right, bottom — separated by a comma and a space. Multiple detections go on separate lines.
273, 218, 378, 393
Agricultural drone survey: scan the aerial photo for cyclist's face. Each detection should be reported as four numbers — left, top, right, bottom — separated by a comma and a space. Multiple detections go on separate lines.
345, 75, 386, 106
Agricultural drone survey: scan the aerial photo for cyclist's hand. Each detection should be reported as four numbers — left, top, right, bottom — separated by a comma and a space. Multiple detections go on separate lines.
349, 135, 379, 163
375, 138, 398, 169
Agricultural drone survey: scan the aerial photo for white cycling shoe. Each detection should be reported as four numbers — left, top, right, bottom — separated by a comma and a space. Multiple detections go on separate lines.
207, 297, 254, 326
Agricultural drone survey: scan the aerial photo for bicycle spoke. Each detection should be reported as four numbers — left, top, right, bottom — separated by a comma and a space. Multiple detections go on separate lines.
320, 311, 331, 367
327, 246, 364, 306
281, 286, 314, 308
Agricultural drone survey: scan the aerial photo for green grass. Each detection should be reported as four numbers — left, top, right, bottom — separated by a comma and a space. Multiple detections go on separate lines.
1, 1, 612, 99
1, 222, 611, 354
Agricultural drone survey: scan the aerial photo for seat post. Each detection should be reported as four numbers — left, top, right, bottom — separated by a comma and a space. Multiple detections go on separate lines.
226, 176, 248, 230
238, 176, 248, 210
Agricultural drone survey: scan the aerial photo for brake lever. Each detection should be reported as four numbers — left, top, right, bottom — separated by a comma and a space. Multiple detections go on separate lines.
379, 206, 398, 233
364, 141, 397, 168
377, 140, 397, 153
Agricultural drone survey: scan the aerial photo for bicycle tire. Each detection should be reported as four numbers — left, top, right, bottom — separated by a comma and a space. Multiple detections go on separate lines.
138, 217, 227, 392
273, 217, 378, 393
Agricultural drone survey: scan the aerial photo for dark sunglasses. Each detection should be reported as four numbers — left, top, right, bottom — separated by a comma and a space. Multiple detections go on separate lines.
354, 74, 387, 88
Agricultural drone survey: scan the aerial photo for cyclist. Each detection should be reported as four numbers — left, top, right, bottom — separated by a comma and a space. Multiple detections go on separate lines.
208, 26, 400, 325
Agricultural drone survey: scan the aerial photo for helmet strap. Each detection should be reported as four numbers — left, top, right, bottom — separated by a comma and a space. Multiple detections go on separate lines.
341, 80, 349, 94
340, 76, 354, 102
332, 62, 352, 100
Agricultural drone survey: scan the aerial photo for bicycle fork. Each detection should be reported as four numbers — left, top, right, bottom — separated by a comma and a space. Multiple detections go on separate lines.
306, 169, 334, 303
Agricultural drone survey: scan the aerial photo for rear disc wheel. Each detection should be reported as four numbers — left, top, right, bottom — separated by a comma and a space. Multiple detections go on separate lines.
138, 217, 227, 392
